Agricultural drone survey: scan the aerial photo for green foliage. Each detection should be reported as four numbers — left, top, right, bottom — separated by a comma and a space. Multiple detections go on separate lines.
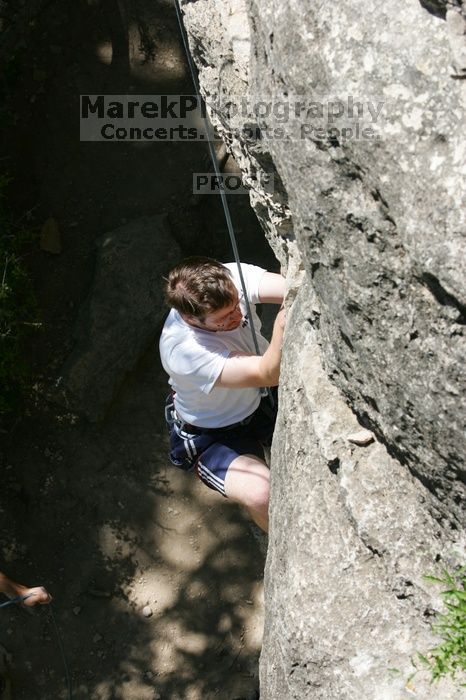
0, 174, 40, 416
416, 566, 466, 686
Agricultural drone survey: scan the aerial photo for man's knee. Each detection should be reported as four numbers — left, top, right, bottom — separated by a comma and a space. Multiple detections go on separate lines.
224, 454, 270, 510
246, 480, 269, 512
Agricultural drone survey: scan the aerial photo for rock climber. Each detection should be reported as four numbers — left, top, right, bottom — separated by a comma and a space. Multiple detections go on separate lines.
160, 256, 285, 533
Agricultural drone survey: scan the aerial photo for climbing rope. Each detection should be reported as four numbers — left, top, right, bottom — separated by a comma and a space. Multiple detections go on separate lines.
48, 604, 73, 700
173, 0, 274, 406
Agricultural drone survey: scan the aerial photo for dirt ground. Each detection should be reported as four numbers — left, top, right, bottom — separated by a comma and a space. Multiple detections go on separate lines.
1, 351, 266, 700
0, 1, 278, 698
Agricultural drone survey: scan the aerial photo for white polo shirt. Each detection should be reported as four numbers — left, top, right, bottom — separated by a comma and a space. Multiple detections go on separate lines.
159, 262, 269, 428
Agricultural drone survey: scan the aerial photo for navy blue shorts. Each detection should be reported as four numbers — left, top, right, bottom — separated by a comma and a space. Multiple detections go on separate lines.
164, 391, 277, 497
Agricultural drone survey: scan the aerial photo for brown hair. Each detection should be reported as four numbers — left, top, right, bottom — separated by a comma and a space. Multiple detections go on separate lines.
164, 256, 236, 319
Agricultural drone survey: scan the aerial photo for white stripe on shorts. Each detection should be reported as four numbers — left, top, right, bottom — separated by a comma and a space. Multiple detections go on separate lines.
198, 462, 226, 495
198, 462, 223, 489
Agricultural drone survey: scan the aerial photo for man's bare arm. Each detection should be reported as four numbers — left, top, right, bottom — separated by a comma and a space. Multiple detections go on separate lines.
258, 272, 285, 304
215, 307, 285, 388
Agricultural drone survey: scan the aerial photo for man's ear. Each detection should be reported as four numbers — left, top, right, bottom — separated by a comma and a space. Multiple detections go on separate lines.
182, 313, 204, 327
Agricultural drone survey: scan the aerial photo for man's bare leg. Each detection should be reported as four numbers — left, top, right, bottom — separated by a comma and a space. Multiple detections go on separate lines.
224, 454, 270, 533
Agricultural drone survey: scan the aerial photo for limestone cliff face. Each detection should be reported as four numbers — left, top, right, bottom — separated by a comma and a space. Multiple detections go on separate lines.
180, 1, 466, 697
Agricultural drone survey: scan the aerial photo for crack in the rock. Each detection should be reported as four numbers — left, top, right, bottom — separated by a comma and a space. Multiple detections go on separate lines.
327, 457, 340, 475
420, 272, 466, 323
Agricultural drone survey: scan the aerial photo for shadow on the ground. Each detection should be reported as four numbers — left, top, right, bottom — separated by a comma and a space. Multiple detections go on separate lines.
1, 350, 266, 699
0, 0, 276, 698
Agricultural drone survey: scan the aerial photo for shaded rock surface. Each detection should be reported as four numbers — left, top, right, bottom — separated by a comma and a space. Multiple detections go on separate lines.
56, 215, 179, 421
180, 0, 466, 697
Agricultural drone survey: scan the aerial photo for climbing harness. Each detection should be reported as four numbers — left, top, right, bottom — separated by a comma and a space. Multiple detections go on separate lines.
174, 0, 275, 408
0, 593, 72, 699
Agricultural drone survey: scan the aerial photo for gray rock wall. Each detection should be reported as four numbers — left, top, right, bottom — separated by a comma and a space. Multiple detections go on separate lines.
180, 1, 466, 697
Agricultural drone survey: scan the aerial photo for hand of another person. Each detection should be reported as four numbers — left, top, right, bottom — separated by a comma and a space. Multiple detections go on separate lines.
19, 586, 52, 606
